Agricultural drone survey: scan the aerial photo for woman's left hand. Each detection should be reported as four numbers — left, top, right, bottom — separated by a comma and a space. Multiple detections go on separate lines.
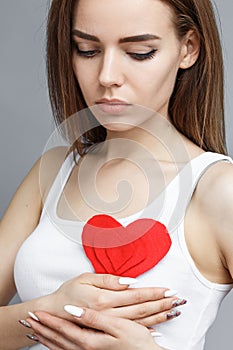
26, 307, 164, 350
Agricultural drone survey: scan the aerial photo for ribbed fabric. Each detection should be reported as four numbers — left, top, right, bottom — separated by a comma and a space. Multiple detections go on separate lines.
14, 152, 233, 350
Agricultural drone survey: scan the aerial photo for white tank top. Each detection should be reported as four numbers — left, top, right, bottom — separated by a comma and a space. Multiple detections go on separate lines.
14, 151, 233, 350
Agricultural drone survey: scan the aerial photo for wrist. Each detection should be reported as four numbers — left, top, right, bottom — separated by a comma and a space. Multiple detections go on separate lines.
33, 292, 62, 315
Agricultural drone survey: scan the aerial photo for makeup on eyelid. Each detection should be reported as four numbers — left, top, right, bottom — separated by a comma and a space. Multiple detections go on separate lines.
73, 45, 158, 61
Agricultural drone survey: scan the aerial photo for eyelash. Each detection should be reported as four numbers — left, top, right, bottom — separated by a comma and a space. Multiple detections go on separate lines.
74, 45, 157, 61
130, 50, 157, 61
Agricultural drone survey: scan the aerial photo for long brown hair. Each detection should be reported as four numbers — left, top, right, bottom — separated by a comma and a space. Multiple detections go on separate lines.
46, 0, 226, 155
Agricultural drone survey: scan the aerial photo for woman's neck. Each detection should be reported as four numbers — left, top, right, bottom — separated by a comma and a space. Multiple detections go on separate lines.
102, 114, 191, 164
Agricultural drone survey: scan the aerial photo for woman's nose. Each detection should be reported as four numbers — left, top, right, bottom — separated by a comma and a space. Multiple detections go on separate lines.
98, 49, 125, 88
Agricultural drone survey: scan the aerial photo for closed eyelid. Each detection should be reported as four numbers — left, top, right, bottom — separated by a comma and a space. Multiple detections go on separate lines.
125, 44, 156, 51
72, 41, 100, 54
72, 38, 97, 46
72, 39, 156, 52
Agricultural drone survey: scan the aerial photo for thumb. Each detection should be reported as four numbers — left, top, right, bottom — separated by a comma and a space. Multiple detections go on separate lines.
78, 273, 138, 290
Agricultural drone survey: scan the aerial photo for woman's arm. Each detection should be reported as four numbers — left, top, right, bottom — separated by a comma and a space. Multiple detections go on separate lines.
0, 153, 53, 349
193, 161, 233, 277
0, 147, 68, 306
0, 147, 81, 349
206, 163, 233, 279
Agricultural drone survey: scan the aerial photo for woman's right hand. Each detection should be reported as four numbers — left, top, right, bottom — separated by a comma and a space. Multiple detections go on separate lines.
51, 273, 185, 327
27, 307, 168, 350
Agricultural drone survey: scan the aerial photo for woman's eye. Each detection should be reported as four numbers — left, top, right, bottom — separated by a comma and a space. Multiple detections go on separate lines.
74, 45, 100, 58
73, 44, 157, 61
128, 49, 157, 61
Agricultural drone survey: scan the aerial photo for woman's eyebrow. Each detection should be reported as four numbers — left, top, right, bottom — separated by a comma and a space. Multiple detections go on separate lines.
72, 29, 99, 42
72, 29, 161, 43
119, 34, 161, 43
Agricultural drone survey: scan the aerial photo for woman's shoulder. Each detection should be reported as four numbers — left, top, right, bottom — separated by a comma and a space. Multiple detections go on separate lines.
194, 153, 232, 197
193, 156, 233, 233
195, 156, 233, 203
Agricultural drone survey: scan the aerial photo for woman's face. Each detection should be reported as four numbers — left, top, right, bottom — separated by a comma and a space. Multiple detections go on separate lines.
72, 0, 187, 131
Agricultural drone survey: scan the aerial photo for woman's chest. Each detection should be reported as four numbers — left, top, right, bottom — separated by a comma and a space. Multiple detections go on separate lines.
57, 158, 179, 221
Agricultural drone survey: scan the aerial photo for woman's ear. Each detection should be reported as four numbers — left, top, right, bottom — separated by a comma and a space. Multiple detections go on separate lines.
179, 30, 200, 69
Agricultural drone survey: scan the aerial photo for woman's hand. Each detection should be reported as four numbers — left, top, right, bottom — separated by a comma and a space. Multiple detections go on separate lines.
51, 273, 185, 327
26, 308, 166, 350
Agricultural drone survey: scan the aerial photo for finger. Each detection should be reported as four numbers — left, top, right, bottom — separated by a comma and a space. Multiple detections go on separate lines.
98, 286, 169, 309
63, 307, 161, 349
104, 297, 177, 319
27, 317, 79, 350
28, 311, 113, 349
135, 308, 182, 327
64, 305, 128, 337
78, 272, 137, 290
33, 333, 64, 350
69, 308, 163, 349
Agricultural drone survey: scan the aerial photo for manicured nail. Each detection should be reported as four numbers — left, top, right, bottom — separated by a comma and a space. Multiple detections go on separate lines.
164, 290, 178, 297
167, 310, 181, 319
64, 305, 84, 317
26, 334, 39, 342
172, 298, 187, 307
19, 320, 31, 328
28, 312, 40, 321
150, 331, 163, 337
118, 277, 138, 285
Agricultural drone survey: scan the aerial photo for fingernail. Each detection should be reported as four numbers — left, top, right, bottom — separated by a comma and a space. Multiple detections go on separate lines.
172, 298, 187, 307
164, 290, 178, 297
167, 310, 181, 319
19, 320, 31, 328
64, 305, 84, 317
28, 312, 40, 322
118, 277, 138, 285
150, 331, 163, 337
26, 334, 39, 342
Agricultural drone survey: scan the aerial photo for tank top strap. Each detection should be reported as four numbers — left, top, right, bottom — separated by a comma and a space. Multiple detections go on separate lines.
40, 152, 76, 220
155, 152, 233, 232
167, 152, 233, 232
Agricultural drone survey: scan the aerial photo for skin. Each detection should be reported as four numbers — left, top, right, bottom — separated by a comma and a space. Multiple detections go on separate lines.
1, 0, 233, 349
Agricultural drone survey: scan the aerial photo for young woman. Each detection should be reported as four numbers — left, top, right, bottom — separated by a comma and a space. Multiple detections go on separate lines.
1, 0, 233, 349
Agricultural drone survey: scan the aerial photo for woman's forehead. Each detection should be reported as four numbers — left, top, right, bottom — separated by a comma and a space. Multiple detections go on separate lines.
72, 0, 175, 38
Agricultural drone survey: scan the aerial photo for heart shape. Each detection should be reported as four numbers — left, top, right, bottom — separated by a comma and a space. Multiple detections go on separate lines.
82, 214, 171, 278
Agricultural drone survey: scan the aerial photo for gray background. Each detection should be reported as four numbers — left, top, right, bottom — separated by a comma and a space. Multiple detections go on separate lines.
0, 1, 232, 349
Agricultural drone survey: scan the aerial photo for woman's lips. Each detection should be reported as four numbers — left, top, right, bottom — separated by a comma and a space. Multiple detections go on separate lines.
96, 102, 131, 114
96, 99, 131, 115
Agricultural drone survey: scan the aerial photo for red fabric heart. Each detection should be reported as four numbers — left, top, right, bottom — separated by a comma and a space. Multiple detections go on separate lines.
82, 214, 171, 278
